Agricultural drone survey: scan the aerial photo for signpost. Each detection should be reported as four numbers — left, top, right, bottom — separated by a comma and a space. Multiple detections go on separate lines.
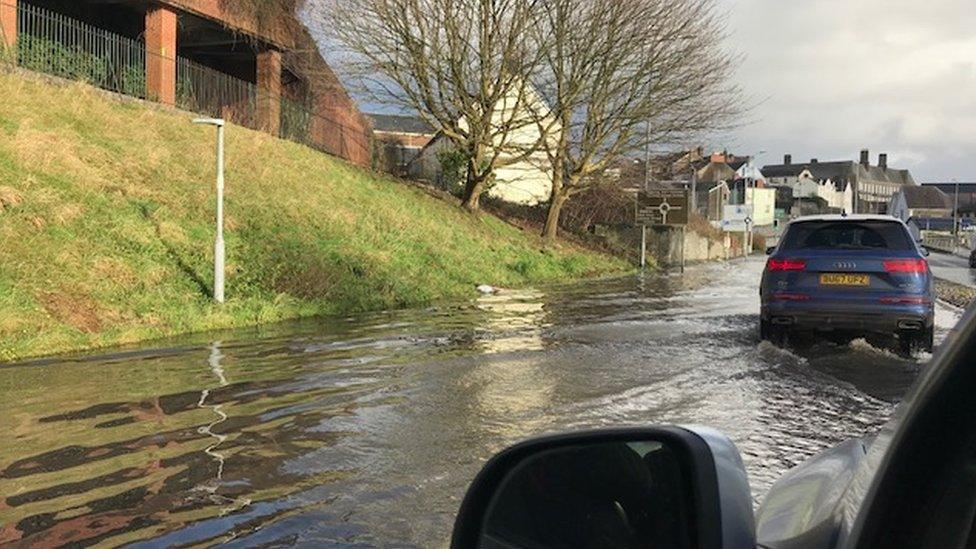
636, 187, 690, 272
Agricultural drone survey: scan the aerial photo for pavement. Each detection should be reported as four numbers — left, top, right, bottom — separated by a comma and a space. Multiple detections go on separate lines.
928, 250, 976, 288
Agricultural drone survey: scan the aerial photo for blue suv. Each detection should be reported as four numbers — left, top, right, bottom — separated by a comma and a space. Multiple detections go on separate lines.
760, 214, 934, 353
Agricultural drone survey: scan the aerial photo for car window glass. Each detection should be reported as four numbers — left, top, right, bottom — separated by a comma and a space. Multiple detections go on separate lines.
780, 221, 914, 251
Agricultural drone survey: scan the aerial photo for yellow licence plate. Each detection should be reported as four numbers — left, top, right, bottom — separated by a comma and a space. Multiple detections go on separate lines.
820, 273, 870, 286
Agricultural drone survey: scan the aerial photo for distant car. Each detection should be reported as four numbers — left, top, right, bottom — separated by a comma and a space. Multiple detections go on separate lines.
760, 214, 934, 354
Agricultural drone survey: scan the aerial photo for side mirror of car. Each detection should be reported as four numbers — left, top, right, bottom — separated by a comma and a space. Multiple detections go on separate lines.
921, 247, 930, 257
451, 426, 755, 549
766, 246, 776, 255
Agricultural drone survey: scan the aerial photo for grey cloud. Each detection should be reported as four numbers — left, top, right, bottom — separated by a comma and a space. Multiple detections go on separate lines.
716, 0, 976, 181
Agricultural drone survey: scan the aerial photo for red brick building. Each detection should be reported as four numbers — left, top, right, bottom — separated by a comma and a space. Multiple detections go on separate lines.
0, 0, 373, 166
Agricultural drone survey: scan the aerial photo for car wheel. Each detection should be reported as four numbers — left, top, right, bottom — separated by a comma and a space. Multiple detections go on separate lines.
761, 320, 788, 346
922, 326, 935, 354
899, 328, 934, 356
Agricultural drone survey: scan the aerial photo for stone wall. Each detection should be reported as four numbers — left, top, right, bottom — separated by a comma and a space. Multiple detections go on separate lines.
648, 227, 735, 267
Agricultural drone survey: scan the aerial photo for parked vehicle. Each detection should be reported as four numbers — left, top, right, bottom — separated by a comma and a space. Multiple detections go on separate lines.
969, 248, 976, 268
451, 305, 976, 549
759, 214, 934, 354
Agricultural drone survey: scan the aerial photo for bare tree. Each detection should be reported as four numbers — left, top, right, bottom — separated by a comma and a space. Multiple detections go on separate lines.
531, 0, 741, 239
323, 0, 545, 211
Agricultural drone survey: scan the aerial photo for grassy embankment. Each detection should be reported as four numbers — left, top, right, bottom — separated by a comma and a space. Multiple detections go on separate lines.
0, 70, 629, 361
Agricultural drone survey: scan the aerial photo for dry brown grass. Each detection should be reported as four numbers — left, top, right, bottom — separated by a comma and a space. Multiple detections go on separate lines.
0, 185, 22, 210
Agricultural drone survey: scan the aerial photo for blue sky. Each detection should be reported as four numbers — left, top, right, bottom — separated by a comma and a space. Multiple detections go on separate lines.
305, 0, 976, 182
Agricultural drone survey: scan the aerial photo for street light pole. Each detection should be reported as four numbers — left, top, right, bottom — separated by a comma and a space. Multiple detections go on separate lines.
193, 118, 226, 304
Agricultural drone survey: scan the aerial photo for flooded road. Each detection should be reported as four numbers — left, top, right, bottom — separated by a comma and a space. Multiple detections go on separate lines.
0, 258, 961, 547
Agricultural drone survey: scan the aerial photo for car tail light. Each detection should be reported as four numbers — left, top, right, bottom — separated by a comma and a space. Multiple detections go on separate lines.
768, 259, 807, 271
880, 296, 931, 305
883, 259, 928, 273
772, 292, 811, 301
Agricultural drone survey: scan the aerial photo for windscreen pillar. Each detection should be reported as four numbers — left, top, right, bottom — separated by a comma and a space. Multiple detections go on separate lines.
256, 48, 282, 135
145, 5, 177, 105
0, 0, 16, 50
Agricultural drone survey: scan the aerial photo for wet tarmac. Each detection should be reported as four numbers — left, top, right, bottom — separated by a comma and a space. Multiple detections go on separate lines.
0, 258, 961, 546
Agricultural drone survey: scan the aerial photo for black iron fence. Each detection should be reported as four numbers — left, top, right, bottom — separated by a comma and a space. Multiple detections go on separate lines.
15, 3, 148, 98
0, 2, 370, 162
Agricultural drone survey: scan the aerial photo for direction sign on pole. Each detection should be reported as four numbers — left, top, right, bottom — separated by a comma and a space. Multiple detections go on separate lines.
636, 188, 690, 226
720, 204, 753, 232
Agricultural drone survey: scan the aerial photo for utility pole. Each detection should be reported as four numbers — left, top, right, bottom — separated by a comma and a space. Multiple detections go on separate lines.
640, 121, 651, 270
193, 118, 226, 303
744, 151, 765, 254
954, 180, 960, 237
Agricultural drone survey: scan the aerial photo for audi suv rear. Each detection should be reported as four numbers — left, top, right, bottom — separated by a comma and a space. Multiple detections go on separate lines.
760, 215, 934, 354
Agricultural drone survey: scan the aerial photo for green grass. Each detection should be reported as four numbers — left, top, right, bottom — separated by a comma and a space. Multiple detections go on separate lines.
0, 70, 629, 361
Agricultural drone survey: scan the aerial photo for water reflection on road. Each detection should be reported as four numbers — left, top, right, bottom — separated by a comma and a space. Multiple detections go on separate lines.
0, 259, 960, 546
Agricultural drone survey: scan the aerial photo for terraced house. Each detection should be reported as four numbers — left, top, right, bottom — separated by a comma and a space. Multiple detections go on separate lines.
0, 0, 372, 165
762, 150, 916, 214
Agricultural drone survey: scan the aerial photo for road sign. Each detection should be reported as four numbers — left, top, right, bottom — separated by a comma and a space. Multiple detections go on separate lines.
637, 188, 689, 226
720, 204, 753, 232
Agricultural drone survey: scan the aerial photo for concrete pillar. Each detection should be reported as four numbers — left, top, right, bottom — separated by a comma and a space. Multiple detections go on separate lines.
256, 48, 282, 135
0, 0, 16, 50
145, 5, 177, 105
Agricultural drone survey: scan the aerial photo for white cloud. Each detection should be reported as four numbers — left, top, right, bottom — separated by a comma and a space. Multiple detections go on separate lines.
715, 0, 976, 181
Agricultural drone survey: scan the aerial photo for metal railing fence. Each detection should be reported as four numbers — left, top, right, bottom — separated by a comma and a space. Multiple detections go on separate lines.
16, 3, 147, 98
0, 1, 370, 162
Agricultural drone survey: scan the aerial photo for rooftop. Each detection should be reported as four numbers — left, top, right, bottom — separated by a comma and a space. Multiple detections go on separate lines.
899, 186, 952, 209
762, 156, 916, 188
368, 113, 436, 135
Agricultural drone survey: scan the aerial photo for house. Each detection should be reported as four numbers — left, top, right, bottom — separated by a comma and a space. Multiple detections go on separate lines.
706, 180, 776, 227
369, 113, 436, 174
409, 82, 557, 206
784, 174, 853, 214
763, 151, 916, 214
923, 183, 976, 218
888, 186, 953, 239
707, 181, 730, 222
649, 149, 760, 214
0, 0, 372, 165
744, 187, 777, 227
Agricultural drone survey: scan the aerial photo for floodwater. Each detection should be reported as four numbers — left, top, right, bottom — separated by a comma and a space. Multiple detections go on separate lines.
0, 258, 961, 547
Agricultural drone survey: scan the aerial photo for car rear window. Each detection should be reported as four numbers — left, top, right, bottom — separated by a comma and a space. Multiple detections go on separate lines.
780, 220, 914, 251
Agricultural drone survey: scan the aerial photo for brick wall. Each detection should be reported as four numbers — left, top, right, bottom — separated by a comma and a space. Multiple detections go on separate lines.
160, 0, 374, 166
158, 0, 297, 48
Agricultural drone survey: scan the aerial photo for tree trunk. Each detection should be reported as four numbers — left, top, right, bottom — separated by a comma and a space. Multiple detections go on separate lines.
543, 168, 568, 241
543, 192, 568, 240
461, 156, 485, 211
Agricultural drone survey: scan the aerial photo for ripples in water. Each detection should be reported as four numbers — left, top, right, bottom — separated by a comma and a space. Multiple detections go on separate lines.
0, 259, 956, 546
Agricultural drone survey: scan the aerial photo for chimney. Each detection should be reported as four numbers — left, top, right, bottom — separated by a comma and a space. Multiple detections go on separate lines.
784, 154, 792, 165
860, 149, 870, 166
810, 158, 818, 164
879, 153, 888, 170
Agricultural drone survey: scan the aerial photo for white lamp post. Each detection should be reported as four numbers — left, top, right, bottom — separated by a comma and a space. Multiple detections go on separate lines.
193, 118, 226, 303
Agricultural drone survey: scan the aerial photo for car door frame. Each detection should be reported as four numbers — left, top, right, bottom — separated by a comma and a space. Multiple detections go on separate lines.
841, 303, 976, 547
